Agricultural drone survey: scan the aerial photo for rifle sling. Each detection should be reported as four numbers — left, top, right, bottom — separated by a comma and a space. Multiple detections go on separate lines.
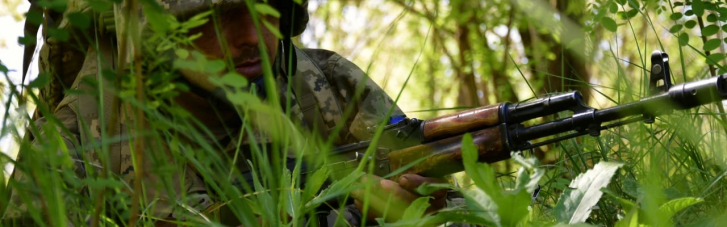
291, 74, 331, 139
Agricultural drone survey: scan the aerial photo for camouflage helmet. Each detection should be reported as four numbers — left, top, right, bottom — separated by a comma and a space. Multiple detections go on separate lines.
158, 0, 309, 37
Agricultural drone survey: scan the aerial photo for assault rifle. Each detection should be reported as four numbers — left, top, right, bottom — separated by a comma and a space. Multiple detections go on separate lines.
321, 51, 727, 179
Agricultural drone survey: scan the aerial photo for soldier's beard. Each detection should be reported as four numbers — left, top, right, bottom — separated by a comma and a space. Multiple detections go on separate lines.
232, 45, 261, 64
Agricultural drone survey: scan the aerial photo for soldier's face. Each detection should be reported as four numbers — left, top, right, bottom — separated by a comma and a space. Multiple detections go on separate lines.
190, 5, 280, 80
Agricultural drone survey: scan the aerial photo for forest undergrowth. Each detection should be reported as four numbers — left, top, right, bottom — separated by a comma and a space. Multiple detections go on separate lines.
1, 0, 727, 226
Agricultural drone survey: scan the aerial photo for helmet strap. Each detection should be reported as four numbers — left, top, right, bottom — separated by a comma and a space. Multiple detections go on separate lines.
277, 38, 297, 79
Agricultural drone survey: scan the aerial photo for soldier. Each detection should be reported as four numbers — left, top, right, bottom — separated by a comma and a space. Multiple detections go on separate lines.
3, 0, 447, 226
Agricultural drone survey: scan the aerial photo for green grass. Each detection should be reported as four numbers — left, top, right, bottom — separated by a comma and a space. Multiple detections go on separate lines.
2, 0, 727, 226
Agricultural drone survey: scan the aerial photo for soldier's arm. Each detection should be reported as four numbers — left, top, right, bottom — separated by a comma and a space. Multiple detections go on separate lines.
303, 49, 447, 224
303, 49, 405, 142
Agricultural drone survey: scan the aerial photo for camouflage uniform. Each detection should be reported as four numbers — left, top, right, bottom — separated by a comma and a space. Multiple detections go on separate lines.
3, 25, 406, 225
4, 0, 477, 226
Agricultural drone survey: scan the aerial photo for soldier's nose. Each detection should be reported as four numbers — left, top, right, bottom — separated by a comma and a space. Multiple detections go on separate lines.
224, 10, 260, 50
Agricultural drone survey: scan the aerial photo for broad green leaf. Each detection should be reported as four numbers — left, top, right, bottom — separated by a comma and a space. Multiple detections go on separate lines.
707, 14, 718, 22
497, 189, 532, 227
512, 154, 544, 194
693, 0, 704, 16
144, 6, 171, 33
205, 60, 226, 73
175, 49, 189, 59
702, 25, 719, 37
723, 25, 727, 33
255, 3, 281, 18
719, 67, 727, 75
627, 0, 639, 9
555, 162, 624, 224
669, 24, 683, 33
18, 36, 36, 46
615, 0, 626, 5
658, 197, 703, 219
511, 153, 537, 169
614, 208, 640, 227
28, 73, 51, 88
67, 12, 90, 29
685, 10, 694, 16
461, 134, 482, 186
400, 196, 431, 221
705, 1, 718, 11
678, 33, 689, 46
37, 0, 67, 12
302, 167, 329, 203
461, 134, 498, 193
617, 9, 638, 19
0, 63, 8, 74
685, 20, 697, 29
601, 17, 618, 32
609, 2, 618, 13
719, 7, 727, 20
47, 28, 69, 42
625, 9, 639, 18
462, 135, 532, 227
461, 188, 501, 226
88, 0, 112, 11
25, 10, 43, 25
703, 38, 721, 51
461, 134, 502, 225
414, 182, 451, 196
670, 12, 683, 21
220, 72, 249, 88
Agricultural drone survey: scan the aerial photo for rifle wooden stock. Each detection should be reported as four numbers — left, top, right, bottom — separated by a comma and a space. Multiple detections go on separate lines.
387, 126, 509, 178
421, 104, 502, 142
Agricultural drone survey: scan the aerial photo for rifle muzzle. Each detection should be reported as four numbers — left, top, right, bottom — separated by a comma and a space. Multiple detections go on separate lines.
668, 74, 727, 109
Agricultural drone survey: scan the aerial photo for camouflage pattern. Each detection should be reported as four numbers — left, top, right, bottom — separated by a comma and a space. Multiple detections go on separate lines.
35, 0, 306, 118
154, 0, 309, 37
32, 0, 92, 120
3, 32, 404, 225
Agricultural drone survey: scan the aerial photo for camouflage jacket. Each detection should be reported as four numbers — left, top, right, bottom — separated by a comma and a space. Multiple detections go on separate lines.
3, 38, 405, 225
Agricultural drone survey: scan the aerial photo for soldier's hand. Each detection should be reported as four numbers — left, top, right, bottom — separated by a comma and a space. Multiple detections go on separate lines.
351, 173, 447, 223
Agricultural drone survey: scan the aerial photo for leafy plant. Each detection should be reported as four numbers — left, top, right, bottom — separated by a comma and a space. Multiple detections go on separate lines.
2, 0, 727, 226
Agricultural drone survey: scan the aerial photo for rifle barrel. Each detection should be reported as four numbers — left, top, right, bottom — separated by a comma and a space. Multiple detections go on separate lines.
512, 75, 727, 143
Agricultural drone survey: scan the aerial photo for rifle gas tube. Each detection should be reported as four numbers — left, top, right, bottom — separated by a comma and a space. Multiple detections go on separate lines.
326, 51, 727, 179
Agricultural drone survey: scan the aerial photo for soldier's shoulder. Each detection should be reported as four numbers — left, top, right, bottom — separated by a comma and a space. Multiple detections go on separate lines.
299, 48, 339, 64
297, 48, 364, 79
298, 48, 359, 72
